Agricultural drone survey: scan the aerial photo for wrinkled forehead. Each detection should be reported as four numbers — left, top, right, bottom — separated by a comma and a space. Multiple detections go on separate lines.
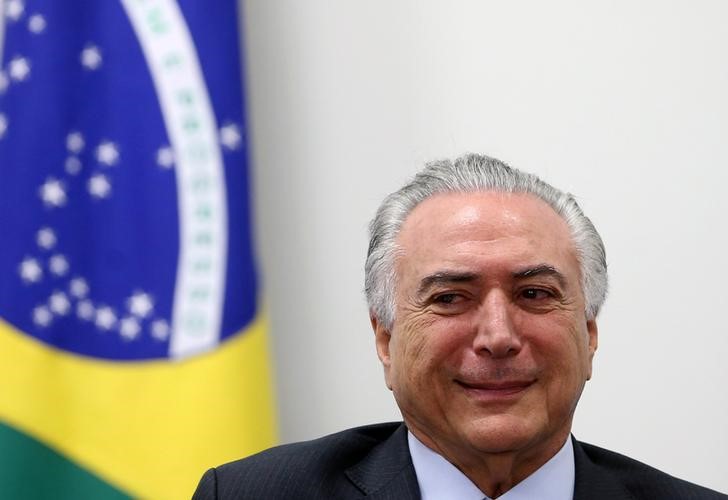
398, 190, 572, 240
394, 190, 580, 280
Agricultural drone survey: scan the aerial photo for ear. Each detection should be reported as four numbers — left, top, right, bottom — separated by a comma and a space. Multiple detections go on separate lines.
585, 319, 598, 381
370, 313, 393, 390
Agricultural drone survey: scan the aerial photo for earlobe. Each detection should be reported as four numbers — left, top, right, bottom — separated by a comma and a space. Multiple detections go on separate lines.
371, 314, 392, 365
371, 313, 393, 389
587, 319, 598, 354
586, 319, 598, 380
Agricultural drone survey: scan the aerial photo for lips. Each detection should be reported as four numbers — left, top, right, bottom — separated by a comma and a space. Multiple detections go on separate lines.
455, 379, 535, 399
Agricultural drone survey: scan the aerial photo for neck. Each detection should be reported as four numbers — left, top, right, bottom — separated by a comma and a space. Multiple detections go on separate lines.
408, 426, 571, 498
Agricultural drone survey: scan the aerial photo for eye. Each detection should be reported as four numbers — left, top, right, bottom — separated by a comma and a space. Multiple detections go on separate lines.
428, 292, 471, 314
433, 293, 461, 304
520, 288, 553, 300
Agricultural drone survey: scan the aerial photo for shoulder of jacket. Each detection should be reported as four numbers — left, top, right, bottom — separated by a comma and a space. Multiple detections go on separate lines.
577, 440, 727, 500
216, 422, 403, 476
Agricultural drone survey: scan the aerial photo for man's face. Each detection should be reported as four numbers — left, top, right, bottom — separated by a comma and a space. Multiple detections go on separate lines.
373, 191, 598, 465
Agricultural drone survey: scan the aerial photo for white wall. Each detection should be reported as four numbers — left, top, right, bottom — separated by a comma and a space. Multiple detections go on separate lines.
240, 0, 728, 493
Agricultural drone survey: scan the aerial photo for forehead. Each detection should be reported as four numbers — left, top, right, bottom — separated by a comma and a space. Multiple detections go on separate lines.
395, 191, 578, 280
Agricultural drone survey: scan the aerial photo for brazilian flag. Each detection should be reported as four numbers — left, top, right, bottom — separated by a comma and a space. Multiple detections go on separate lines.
0, 1, 276, 498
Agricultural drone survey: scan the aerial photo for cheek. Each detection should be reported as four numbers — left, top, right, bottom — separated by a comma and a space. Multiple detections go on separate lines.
390, 315, 465, 385
521, 314, 591, 374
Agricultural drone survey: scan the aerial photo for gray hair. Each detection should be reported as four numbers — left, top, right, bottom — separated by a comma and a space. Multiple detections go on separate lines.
364, 153, 608, 330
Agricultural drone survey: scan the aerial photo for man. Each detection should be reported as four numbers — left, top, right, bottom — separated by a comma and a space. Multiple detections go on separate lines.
193, 154, 726, 499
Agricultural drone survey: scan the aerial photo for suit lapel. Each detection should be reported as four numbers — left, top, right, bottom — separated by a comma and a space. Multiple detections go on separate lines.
572, 437, 636, 500
346, 428, 640, 500
345, 424, 421, 499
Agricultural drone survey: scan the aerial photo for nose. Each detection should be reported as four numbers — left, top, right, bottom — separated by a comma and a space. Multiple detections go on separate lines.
473, 290, 521, 358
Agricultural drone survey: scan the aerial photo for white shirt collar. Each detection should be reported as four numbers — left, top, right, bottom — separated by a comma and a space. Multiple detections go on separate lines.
408, 431, 575, 500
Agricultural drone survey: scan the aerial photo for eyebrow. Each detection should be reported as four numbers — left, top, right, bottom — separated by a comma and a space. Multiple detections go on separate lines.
416, 271, 480, 297
512, 264, 568, 288
416, 264, 568, 297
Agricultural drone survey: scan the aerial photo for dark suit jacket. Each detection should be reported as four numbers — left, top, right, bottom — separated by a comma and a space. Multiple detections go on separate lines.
192, 422, 726, 500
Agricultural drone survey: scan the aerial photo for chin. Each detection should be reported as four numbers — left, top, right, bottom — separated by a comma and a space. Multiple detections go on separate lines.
459, 413, 543, 454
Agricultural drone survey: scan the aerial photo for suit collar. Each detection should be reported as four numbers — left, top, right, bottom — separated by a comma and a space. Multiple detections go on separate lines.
345, 424, 420, 499
344, 426, 638, 500
572, 436, 636, 500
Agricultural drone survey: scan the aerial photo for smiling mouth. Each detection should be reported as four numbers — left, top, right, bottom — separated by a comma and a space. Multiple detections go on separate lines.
455, 379, 535, 399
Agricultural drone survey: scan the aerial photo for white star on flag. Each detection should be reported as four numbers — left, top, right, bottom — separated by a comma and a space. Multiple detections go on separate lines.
19, 257, 43, 283
0, 113, 7, 139
49, 291, 71, 316
36, 227, 57, 249
8, 56, 31, 82
80, 44, 103, 70
69, 277, 90, 298
156, 145, 175, 168
66, 131, 85, 153
95, 141, 119, 166
87, 173, 112, 198
49, 254, 69, 276
151, 319, 170, 341
219, 123, 242, 151
39, 177, 67, 207
32, 305, 52, 327
127, 291, 154, 318
120, 317, 141, 341
27, 13, 46, 33
4, 0, 25, 22
77, 300, 95, 321
65, 156, 82, 175
95, 306, 117, 331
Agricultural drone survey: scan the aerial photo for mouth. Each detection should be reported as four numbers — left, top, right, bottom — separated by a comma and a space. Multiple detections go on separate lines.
454, 379, 535, 400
